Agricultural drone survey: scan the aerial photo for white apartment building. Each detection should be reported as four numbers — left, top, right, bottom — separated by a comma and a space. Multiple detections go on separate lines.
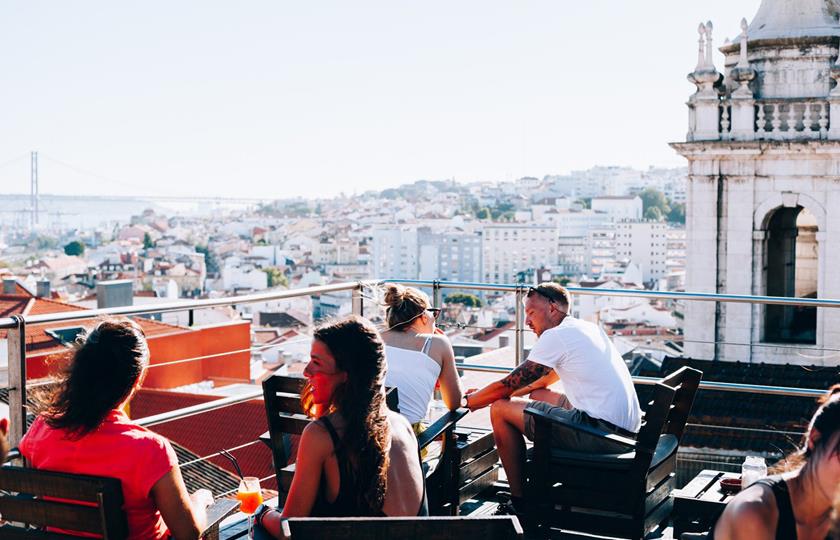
557, 235, 586, 276
614, 220, 669, 283
591, 196, 643, 221
483, 224, 558, 284
371, 226, 419, 279
418, 228, 483, 284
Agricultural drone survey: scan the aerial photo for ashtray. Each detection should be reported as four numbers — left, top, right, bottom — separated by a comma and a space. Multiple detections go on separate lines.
720, 477, 742, 494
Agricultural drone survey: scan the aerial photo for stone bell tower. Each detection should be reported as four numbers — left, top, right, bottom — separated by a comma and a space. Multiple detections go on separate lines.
671, 0, 840, 365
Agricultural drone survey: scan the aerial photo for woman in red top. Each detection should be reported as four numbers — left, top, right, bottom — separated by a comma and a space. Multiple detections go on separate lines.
20, 319, 213, 540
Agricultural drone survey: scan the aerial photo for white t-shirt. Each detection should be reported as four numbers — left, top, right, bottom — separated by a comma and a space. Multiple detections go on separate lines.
527, 317, 642, 433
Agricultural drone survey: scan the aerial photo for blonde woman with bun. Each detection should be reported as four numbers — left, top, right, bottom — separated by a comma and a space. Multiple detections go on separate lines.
381, 284, 464, 432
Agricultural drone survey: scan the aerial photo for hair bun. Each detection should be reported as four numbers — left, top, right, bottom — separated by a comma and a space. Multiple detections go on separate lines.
383, 284, 405, 307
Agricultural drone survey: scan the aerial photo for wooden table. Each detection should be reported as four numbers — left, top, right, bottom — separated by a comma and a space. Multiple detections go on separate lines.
672, 469, 740, 536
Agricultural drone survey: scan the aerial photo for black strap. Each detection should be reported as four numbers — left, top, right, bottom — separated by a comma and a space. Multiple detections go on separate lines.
754, 477, 797, 540
319, 417, 342, 450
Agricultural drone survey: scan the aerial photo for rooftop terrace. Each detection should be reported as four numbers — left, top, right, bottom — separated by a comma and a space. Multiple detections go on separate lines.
2, 279, 837, 539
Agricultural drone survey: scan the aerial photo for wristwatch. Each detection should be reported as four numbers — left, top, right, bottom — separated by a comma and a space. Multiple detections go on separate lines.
461, 394, 470, 409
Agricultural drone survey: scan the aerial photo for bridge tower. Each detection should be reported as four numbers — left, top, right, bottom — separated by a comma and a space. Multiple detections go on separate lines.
30, 151, 39, 229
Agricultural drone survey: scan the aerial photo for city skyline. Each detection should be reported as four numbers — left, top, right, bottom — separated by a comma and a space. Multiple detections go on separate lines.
2, 1, 756, 199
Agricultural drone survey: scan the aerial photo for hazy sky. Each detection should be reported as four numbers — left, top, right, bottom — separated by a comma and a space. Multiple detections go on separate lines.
1, 1, 759, 199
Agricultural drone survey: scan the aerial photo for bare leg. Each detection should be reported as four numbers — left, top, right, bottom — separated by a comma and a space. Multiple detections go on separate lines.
528, 388, 570, 408
490, 398, 529, 498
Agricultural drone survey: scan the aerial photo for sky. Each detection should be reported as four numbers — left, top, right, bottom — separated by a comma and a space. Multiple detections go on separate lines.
0, 1, 759, 199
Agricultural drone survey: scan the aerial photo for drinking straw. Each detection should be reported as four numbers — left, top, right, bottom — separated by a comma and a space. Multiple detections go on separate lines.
219, 449, 244, 480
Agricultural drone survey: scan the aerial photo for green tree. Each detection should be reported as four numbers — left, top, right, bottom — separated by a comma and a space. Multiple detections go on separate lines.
576, 198, 592, 209
553, 276, 572, 286
195, 245, 219, 274
644, 206, 663, 221
476, 207, 491, 220
667, 203, 686, 224
143, 232, 155, 249
446, 293, 482, 308
639, 187, 670, 218
64, 240, 85, 256
262, 267, 289, 288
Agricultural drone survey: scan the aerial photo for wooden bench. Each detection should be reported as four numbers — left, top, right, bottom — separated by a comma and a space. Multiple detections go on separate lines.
0, 465, 238, 540
277, 516, 523, 539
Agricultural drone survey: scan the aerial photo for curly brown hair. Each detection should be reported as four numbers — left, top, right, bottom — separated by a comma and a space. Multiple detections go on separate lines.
32, 318, 149, 438
312, 315, 390, 514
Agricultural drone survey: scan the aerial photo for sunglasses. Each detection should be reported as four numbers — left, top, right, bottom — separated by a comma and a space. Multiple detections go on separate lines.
426, 307, 442, 319
527, 286, 565, 305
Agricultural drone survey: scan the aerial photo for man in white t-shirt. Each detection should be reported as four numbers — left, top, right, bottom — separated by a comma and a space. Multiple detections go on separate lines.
464, 282, 641, 517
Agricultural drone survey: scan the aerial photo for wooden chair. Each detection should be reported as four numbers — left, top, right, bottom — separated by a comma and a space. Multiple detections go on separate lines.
525, 366, 702, 539
0, 465, 238, 540
278, 516, 523, 539
261, 374, 491, 515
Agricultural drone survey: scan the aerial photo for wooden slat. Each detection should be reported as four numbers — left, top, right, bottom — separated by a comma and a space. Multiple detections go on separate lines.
283, 516, 523, 540
0, 467, 116, 503
273, 395, 305, 415
459, 448, 499, 484
458, 467, 498, 504
274, 414, 313, 435
267, 376, 306, 394
0, 497, 103, 535
0, 525, 87, 540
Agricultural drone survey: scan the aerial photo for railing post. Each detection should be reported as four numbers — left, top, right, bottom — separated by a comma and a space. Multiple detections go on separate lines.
515, 286, 525, 365
432, 280, 442, 308
352, 282, 364, 317
8, 315, 26, 451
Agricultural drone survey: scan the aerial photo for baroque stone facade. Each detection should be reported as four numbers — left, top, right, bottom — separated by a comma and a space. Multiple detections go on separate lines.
671, 0, 840, 365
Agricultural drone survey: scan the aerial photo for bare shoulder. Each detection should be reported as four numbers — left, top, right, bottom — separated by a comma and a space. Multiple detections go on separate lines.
425, 333, 454, 358
299, 418, 333, 453
714, 484, 777, 540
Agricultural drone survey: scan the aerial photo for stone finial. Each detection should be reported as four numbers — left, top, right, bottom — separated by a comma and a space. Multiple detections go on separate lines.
731, 16, 756, 97
737, 18, 749, 68
705, 21, 715, 69
695, 23, 707, 71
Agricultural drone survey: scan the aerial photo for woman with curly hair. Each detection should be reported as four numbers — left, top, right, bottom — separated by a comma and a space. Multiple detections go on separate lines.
257, 315, 427, 537
712, 385, 840, 539
19, 319, 213, 540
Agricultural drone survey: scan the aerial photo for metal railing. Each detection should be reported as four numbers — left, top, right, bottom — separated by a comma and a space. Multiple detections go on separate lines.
2, 278, 835, 452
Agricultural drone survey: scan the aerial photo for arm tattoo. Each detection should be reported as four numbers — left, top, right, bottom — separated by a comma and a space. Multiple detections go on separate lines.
501, 361, 553, 391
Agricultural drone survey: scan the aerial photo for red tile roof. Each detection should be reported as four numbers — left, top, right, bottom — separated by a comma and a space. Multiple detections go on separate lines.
131, 389, 276, 491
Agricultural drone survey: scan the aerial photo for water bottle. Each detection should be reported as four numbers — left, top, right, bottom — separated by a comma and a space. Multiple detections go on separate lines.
741, 456, 767, 489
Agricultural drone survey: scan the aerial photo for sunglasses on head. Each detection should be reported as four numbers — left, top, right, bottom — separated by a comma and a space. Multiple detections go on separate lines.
527, 286, 565, 305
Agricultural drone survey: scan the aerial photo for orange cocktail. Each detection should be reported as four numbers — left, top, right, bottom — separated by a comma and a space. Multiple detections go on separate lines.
236, 489, 263, 514
237, 476, 263, 515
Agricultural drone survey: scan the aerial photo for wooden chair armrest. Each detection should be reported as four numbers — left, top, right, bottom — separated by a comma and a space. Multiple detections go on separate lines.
417, 408, 468, 450
4, 447, 21, 464
524, 405, 636, 450
201, 498, 239, 539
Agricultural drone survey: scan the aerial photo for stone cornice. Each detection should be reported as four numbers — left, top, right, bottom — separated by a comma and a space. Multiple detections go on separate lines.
670, 139, 840, 158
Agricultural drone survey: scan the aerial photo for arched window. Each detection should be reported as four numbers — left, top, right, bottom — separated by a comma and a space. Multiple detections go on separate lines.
763, 206, 817, 344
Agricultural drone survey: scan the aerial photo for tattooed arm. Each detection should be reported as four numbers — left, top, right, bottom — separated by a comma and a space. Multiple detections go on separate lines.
465, 361, 555, 411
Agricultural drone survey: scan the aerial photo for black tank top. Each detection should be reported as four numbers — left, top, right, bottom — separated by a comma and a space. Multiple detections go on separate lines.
711, 475, 797, 540
311, 416, 428, 517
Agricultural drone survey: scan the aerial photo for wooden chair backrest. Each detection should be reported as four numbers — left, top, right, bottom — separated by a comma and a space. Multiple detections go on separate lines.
633, 366, 703, 473
280, 516, 523, 540
0, 465, 127, 539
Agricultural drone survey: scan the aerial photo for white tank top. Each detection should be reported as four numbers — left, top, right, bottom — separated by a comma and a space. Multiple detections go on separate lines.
384, 338, 442, 424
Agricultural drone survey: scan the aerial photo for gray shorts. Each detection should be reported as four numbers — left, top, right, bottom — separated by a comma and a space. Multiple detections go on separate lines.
523, 398, 634, 454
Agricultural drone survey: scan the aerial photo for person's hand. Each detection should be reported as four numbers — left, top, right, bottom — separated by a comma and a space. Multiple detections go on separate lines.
190, 488, 214, 509
0, 418, 9, 464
